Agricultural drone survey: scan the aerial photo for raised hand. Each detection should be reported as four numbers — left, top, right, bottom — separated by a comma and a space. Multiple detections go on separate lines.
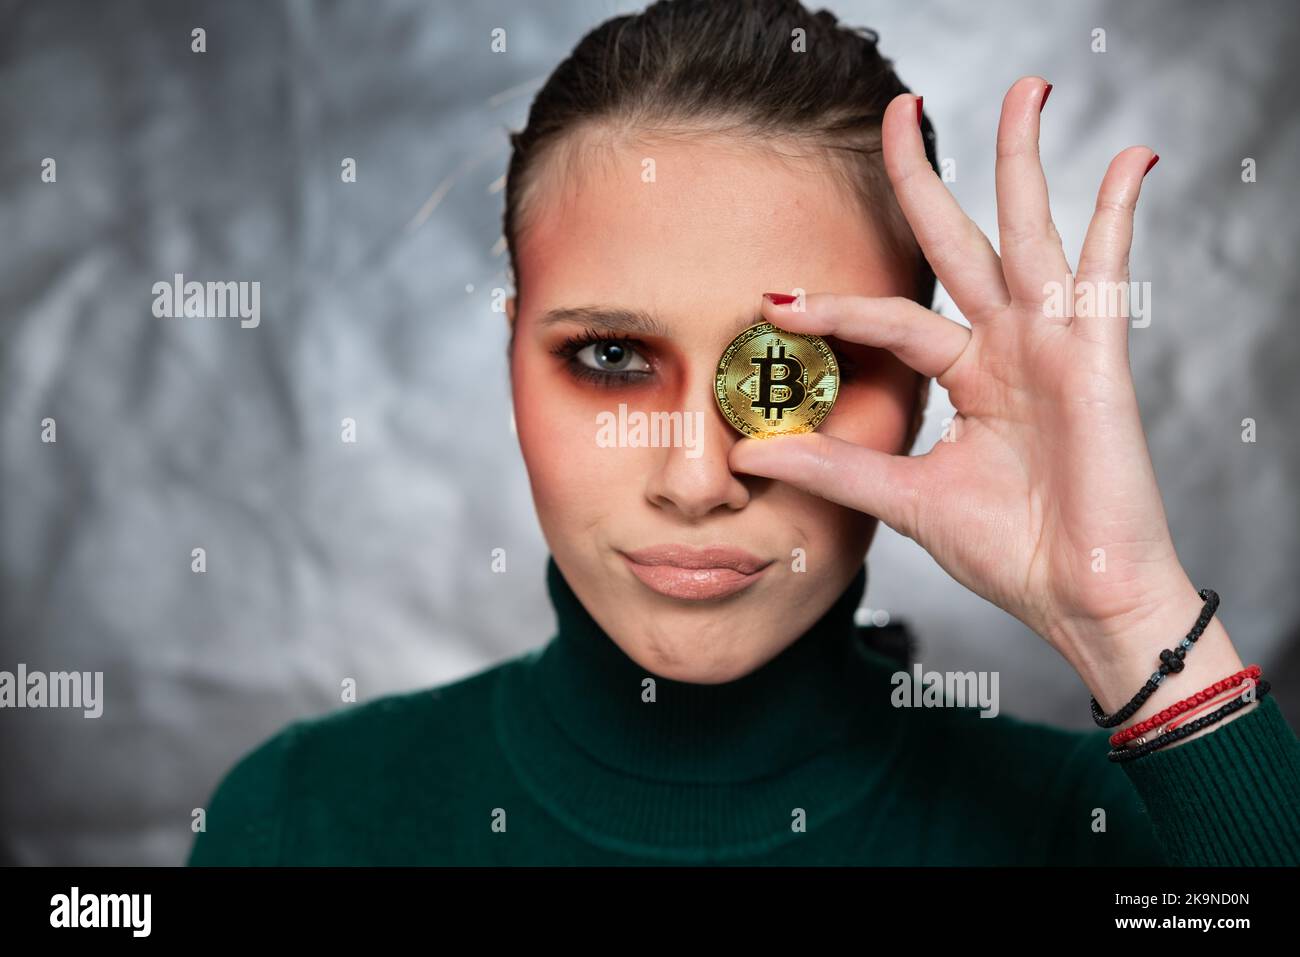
729, 77, 1235, 701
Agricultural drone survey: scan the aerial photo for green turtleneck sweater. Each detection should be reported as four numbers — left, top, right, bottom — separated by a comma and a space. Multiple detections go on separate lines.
188, 557, 1300, 865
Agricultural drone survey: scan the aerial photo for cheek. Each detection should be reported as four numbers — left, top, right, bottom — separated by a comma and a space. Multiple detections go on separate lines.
511, 349, 637, 518
784, 488, 878, 562
823, 359, 915, 451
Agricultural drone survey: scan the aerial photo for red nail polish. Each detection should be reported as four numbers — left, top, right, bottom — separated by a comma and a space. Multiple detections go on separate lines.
763, 292, 797, 305
1144, 153, 1160, 175
915, 96, 924, 126
1039, 83, 1052, 112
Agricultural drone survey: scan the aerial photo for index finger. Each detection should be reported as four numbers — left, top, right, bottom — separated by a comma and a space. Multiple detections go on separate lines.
760, 292, 971, 383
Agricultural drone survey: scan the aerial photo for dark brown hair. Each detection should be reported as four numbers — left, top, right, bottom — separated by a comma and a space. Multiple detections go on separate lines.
502, 0, 938, 444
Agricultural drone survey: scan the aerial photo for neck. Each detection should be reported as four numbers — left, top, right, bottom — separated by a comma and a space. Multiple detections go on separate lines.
539, 555, 882, 780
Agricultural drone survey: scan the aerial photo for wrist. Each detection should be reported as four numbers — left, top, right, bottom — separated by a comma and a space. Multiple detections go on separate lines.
1058, 577, 1253, 746
1045, 563, 1200, 653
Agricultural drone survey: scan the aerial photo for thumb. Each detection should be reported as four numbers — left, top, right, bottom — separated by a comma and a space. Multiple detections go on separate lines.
729, 432, 923, 539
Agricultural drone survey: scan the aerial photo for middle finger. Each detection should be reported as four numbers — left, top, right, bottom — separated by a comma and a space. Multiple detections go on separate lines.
994, 76, 1073, 305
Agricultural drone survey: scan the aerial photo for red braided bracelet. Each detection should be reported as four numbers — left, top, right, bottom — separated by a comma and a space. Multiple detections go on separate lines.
1108, 664, 1262, 747
1165, 678, 1259, 733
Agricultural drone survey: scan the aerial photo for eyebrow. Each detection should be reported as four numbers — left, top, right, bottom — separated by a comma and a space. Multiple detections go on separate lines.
538, 305, 762, 339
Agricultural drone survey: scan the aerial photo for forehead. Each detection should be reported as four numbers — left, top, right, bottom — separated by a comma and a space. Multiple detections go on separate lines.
514, 127, 906, 325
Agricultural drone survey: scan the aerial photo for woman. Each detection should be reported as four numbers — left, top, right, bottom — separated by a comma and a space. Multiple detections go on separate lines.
188, 0, 1300, 865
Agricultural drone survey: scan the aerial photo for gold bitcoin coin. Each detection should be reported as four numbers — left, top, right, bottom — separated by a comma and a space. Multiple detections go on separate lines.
714, 322, 840, 438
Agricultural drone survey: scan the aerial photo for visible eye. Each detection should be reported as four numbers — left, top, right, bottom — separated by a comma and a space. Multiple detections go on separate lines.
549, 330, 655, 388
575, 339, 651, 375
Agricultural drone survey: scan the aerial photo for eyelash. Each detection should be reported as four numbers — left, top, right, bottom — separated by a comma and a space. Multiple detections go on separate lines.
550, 329, 654, 388
548, 327, 860, 388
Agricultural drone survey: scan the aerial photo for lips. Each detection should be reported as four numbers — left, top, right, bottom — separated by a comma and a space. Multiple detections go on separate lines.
620, 544, 772, 600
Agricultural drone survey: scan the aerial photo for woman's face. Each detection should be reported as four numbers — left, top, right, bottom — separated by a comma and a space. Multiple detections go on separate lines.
507, 129, 919, 683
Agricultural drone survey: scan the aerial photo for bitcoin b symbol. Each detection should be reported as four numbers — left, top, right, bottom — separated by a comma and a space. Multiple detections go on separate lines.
751, 342, 806, 420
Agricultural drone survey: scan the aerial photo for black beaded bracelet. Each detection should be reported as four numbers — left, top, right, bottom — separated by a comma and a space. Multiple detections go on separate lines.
1106, 679, 1270, 763
1090, 588, 1220, 729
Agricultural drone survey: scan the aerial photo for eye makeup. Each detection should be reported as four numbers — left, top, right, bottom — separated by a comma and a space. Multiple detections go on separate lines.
548, 325, 863, 390
549, 327, 655, 389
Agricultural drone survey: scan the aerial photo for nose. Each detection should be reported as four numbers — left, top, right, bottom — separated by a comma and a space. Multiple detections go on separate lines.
642, 366, 753, 520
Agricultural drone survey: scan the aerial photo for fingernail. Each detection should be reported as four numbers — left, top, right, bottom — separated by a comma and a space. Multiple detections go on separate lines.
1039, 83, 1053, 112
1144, 153, 1160, 176
915, 95, 924, 126
763, 292, 797, 305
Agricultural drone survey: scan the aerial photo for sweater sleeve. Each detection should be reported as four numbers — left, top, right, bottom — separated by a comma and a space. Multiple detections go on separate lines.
1037, 695, 1300, 866
1116, 694, 1300, 865
186, 721, 303, 866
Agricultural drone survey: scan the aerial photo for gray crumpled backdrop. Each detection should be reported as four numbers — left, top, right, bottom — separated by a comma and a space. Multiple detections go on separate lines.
2, 0, 1298, 865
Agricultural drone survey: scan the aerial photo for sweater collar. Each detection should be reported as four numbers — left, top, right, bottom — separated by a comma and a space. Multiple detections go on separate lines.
491, 555, 909, 861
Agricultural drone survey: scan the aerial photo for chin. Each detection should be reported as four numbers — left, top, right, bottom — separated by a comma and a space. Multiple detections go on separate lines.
619, 628, 773, 685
